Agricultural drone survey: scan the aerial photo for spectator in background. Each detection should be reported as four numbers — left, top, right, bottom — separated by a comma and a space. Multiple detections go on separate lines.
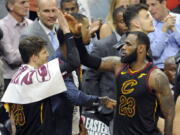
147, 0, 180, 69
0, 0, 32, 127
123, 4, 154, 34
0, 0, 32, 90
60, 0, 102, 39
60, 0, 79, 14
100, 0, 131, 39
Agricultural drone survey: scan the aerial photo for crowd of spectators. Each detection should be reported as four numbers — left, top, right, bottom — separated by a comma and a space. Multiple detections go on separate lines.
0, 0, 180, 135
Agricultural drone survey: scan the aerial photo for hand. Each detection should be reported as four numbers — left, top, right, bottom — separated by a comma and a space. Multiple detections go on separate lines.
89, 19, 102, 36
81, 23, 91, 45
99, 96, 117, 109
162, 15, 176, 32
64, 13, 82, 36
57, 9, 70, 34
79, 123, 88, 135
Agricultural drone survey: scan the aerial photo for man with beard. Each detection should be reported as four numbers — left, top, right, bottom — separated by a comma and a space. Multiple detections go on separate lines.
74, 31, 174, 135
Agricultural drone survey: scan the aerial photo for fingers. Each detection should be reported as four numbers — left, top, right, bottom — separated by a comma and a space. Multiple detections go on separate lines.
164, 15, 176, 25
57, 10, 70, 33
64, 13, 77, 23
99, 96, 117, 109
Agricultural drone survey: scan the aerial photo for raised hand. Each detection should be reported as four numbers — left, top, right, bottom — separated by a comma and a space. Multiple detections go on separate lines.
57, 9, 70, 34
162, 15, 176, 32
89, 19, 102, 36
64, 13, 82, 36
99, 96, 117, 109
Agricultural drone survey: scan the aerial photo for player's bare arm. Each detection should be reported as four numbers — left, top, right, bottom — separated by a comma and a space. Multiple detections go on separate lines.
149, 69, 175, 135
99, 56, 122, 72
173, 97, 180, 135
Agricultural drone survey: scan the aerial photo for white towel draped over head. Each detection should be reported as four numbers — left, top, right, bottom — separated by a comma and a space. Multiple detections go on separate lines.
1, 58, 67, 104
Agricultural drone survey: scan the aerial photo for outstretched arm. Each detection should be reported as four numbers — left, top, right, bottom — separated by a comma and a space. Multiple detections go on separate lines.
56, 10, 80, 73
75, 36, 121, 72
149, 69, 175, 135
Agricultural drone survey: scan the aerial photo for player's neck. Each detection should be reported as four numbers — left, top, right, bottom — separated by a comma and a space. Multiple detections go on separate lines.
129, 60, 148, 72
28, 61, 40, 69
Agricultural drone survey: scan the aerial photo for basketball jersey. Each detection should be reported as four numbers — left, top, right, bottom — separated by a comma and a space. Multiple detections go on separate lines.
10, 99, 54, 135
113, 62, 162, 135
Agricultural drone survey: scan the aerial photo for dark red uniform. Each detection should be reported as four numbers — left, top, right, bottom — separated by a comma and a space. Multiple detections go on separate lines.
113, 62, 162, 135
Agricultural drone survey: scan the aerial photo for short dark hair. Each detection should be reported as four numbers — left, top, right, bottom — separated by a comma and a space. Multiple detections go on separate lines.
0, 28, 3, 40
19, 36, 47, 63
127, 31, 150, 51
60, 0, 78, 9
5, 0, 15, 11
71, 13, 87, 23
112, 6, 126, 22
123, 4, 148, 28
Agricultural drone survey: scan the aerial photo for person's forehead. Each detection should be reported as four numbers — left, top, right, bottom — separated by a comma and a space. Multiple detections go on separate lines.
146, 0, 158, 4
38, 0, 57, 9
138, 9, 149, 17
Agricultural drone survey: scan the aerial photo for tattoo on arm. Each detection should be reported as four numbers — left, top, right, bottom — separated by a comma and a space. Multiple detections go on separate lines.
154, 71, 175, 135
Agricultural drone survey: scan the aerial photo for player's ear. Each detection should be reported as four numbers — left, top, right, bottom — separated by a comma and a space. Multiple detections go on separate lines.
137, 44, 145, 54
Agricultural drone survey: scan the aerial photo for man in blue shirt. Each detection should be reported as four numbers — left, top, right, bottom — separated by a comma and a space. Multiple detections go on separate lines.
147, 0, 180, 69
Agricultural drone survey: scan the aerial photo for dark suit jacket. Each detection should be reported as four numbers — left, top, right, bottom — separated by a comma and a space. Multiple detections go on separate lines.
82, 32, 119, 114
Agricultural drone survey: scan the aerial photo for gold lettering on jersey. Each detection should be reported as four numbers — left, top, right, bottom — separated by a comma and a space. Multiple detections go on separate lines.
138, 73, 147, 79
121, 79, 137, 95
11, 104, 26, 126
119, 95, 136, 117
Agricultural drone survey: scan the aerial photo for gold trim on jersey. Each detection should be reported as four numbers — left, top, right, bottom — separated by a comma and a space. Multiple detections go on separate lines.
40, 103, 44, 124
128, 68, 139, 73
138, 73, 147, 79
